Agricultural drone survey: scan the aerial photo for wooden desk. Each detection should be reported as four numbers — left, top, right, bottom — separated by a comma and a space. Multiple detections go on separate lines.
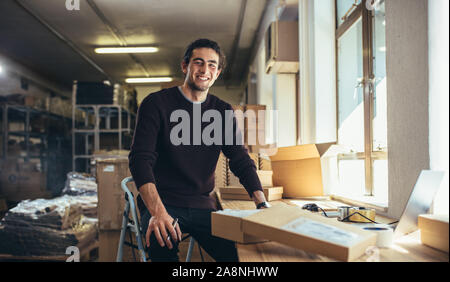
219, 199, 449, 262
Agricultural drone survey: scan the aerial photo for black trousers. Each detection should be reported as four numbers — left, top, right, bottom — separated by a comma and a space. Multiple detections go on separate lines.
140, 205, 239, 262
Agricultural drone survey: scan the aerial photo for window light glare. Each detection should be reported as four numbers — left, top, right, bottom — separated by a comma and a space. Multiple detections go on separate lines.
95, 47, 159, 54
125, 77, 173, 84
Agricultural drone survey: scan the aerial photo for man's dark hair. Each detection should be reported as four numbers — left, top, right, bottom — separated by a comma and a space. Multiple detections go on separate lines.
183, 38, 226, 70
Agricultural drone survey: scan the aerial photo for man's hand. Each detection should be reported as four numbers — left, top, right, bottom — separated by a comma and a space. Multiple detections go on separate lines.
139, 182, 182, 249
146, 212, 182, 249
252, 190, 269, 209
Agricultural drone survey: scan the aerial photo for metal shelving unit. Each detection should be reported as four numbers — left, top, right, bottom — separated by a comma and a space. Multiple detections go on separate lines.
72, 81, 135, 173
1, 104, 48, 162
0, 103, 72, 198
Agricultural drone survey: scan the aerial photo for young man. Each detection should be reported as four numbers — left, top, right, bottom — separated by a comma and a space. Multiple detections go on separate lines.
129, 38, 269, 262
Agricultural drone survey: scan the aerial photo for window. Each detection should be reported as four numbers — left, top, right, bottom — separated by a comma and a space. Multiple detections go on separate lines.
335, 0, 388, 204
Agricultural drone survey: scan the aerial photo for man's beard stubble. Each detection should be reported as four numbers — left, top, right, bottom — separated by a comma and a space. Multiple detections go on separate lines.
187, 79, 209, 92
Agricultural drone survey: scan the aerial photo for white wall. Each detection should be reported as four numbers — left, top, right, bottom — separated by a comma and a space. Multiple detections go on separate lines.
252, 37, 297, 147
255, 42, 277, 145
428, 0, 449, 215
298, 0, 336, 145
275, 74, 297, 147
386, 0, 430, 219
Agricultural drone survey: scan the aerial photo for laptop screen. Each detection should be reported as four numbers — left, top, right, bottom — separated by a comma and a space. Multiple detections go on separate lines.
394, 170, 445, 238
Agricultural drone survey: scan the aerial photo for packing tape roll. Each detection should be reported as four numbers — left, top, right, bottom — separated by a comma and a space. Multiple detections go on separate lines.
338, 207, 376, 223
338, 206, 351, 221
348, 207, 376, 223
363, 227, 394, 248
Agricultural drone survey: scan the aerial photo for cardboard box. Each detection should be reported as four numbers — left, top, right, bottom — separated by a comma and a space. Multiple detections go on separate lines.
6, 142, 21, 157
232, 105, 266, 148
219, 152, 262, 185
219, 186, 283, 202
248, 144, 278, 155
244, 105, 266, 126
99, 230, 141, 262
228, 170, 273, 187
0, 198, 8, 213
241, 203, 377, 261
96, 157, 138, 230
0, 159, 49, 202
211, 209, 268, 244
269, 143, 334, 198
418, 214, 449, 253
215, 152, 228, 188
258, 154, 272, 171
248, 153, 259, 169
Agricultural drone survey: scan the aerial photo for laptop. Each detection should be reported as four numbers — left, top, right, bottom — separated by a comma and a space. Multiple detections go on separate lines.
349, 170, 445, 238
392, 170, 445, 238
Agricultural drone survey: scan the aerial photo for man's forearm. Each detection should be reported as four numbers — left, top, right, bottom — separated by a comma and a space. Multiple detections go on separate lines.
139, 182, 167, 217
252, 190, 267, 205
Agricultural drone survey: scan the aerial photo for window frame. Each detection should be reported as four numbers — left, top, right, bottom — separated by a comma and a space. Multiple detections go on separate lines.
335, 0, 387, 197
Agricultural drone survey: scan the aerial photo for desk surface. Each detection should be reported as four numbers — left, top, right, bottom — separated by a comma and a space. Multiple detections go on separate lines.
219, 199, 449, 262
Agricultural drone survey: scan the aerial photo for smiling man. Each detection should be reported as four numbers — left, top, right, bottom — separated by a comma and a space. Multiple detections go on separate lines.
182, 45, 221, 97
129, 39, 269, 262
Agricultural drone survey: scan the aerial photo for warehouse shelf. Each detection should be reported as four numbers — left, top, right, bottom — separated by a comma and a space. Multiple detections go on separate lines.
0, 102, 72, 199
1, 104, 48, 161
71, 81, 136, 173
7, 131, 46, 138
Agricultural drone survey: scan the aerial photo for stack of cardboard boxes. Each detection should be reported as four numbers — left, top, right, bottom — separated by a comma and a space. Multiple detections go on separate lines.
0, 159, 50, 202
215, 152, 284, 202
232, 105, 266, 154
96, 156, 139, 262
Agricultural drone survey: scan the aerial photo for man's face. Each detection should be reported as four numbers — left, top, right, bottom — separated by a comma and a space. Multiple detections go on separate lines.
182, 47, 222, 92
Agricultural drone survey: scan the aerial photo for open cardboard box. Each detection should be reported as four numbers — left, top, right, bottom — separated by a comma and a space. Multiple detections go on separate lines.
270, 143, 334, 198
241, 203, 377, 261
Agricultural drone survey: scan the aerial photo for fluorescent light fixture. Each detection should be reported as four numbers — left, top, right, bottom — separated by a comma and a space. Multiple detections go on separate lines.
125, 77, 173, 84
95, 47, 159, 54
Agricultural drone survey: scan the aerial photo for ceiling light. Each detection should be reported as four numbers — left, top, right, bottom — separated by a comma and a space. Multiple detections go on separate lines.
0, 65, 3, 73
95, 47, 159, 54
125, 77, 173, 84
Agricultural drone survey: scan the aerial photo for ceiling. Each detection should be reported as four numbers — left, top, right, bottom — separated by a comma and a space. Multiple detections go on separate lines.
0, 0, 272, 91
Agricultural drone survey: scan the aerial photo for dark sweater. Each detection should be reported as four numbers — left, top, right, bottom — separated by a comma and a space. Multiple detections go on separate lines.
129, 87, 263, 211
